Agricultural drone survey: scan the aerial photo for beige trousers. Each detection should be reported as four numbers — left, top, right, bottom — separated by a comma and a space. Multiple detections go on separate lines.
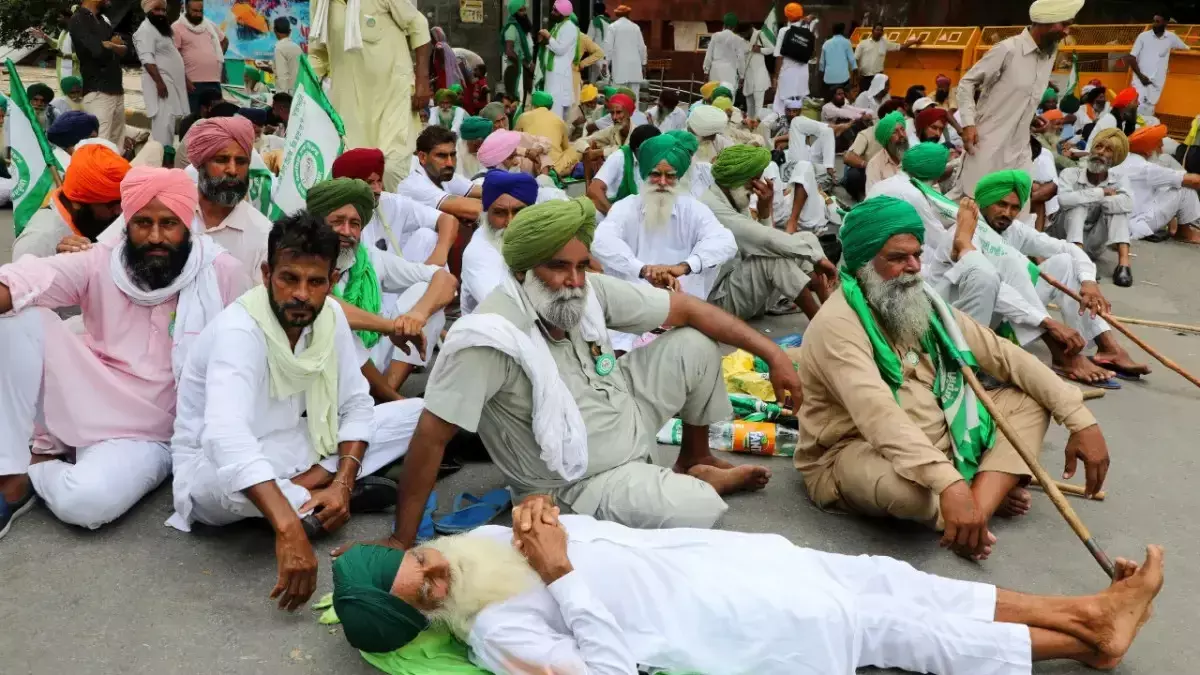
804, 387, 1050, 529
82, 92, 126, 148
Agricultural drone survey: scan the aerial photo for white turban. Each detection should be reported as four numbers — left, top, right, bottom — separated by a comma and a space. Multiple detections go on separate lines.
1029, 0, 1085, 23
912, 97, 935, 114
784, 97, 805, 110
688, 105, 728, 137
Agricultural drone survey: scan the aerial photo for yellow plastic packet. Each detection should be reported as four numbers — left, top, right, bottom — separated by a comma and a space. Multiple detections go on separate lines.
722, 350, 777, 402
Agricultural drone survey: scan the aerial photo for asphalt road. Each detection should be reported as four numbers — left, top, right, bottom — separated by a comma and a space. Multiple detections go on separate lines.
2, 209, 1199, 674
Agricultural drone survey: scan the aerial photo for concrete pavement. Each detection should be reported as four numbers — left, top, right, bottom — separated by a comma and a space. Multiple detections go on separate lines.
2, 209, 1199, 674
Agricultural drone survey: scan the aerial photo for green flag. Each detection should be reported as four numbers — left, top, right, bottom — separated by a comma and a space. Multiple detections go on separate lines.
6, 60, 64, 236
270, 56, 345, 218
1065, 52, 1080, 98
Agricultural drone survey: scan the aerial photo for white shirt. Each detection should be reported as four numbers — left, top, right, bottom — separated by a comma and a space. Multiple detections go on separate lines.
167, 300, 374, 531
703, 29, 746, 87
1111, 152, 1186, 219
786, 160, 828, 232
335, 244, 440, 363
460, 225, 508, 315
607, 17, 646, 84
854, 36, 900, 77
592, 193, 737, 300
645, 105, 687, 132
787, 115, 835, 172
1032, 147, 1061, 216
821, 101, 870, 123
594, 153, 712, 202
466, 515, 865, 675
362, 191, 444, 261
1131, 30, 1188, 88
399, 157, 474, 210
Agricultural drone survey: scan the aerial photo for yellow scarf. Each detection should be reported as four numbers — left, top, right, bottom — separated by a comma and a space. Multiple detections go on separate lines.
238, 286, 340, 460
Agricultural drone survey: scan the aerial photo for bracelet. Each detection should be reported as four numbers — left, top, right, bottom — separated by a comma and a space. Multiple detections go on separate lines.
332, 477, 353, 493
338, 454, 363, 477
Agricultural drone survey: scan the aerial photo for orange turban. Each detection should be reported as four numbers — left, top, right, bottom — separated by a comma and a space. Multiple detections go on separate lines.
1112, 87, 1138, 109
1128, 124, 1169, 155
784, 3, 804, 22
62, 144, 131, 204
120, 166, 199, 225
613, 5, 631, 16
1041, 109, 1064, 122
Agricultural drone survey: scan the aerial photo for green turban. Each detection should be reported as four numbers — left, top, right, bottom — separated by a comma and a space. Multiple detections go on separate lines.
333, 545, 429, 653
244, 66, 264, 83
1059, 94, 1081, 114
712, 145, 772, 188
839, 195, 925, 273
307, 177, 376, 225
60, 76, 82, 93
711, 85, 733, 101
507, 0, 524, 16
460, 116, 493, 140
974, 169, 1032, 210
479, 101, 506, 121
503, 196, 597, 272
615, 86, 636, 99
449, 83, 464, 95
637, 129, 698, 180
901, 141, 950, 181
723, 12, 739, 28
1041, 87, 1057, 103
874, 110, 906, 145
531, 90, 554, 109
602, 86, 618, 98
434, 88, 458, 104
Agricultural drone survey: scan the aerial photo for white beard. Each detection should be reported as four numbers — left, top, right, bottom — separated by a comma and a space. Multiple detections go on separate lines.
641, 185, 679, 231
727, 186, 752, 213
523, 270, 588, 331
422, 535, 540, 641
857, 266, 931, 349
482, 221, 506, 248
336, 246, 357, 274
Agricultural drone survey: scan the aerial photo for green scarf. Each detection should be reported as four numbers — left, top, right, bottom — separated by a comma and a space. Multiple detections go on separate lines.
334, 244, 384, 349
501, 16, 532, 64
238, 286, 340, 460
839, 270, 996, 481
592, 15, 610, 41
615, 145, 639, 201
540, 18, 582, 78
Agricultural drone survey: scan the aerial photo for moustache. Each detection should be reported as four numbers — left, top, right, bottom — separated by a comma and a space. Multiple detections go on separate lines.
338, 235, 357, 247
281, 299, 317, 315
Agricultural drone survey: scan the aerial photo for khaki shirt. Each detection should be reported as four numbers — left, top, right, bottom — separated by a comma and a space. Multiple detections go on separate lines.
854, 37, 900, 77
794, 289, 1097, 495
847, 128, 884, 163
865, 149, 901, 191
423, 274, 671, 495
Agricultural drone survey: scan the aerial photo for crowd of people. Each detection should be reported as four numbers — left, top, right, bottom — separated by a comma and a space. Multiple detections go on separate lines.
2, 0, 1190, 673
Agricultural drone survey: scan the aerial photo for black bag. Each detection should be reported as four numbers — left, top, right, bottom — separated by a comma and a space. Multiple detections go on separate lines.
777, 26, 815, 63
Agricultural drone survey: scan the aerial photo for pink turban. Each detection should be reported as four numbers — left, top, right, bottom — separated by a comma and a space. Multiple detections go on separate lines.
477, 130, 523, 168
554, 0, 573, 15
120, 166, 199, 225
185, 117, 255, 168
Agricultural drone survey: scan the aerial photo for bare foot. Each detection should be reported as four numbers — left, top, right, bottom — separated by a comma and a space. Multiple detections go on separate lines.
995, 487, 1032, 518
675, 452, 737, 472
687, 464, 771, 495
1174, 222, 1200, 244
1092, 350, 1151, 376
1082, 545, 1165, 669
1054, 353, 1115, 384
952, 529, 998, 562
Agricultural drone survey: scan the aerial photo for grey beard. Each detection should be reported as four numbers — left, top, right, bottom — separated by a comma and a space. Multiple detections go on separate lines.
198, 172, 249, 207
727, 186, 752, 213
1085, 155, 1111, 173
857, 266, 931, 349
523, 271, 587, 331
482, 221, 506, 247
641, 186, 679, 231
888, 137, 910, 162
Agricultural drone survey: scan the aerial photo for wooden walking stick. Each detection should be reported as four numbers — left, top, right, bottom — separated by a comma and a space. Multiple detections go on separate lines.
1030, 477, 1106, 501
958, 365, 1116, 578
1040, 271, 1200, 391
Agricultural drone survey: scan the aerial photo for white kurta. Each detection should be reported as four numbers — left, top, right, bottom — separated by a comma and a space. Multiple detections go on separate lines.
607, 18, 646, 89
1111, 153, 1200, 238
398, 158, 475, 210
703, 29, 746, 90
167, 301, 423, 531
460, 225, 508, 314
544, 19, 579, 119
464, 515, 1032, 675
132, 20, 189, 146
645, 105, 687, 132
772, 23, 812, 115
1130, 29, 1189, 114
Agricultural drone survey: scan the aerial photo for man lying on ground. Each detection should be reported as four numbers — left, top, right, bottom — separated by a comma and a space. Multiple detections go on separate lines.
167, 212, 427, 611
794, 195, 1112, 561
346, 196, 798, 550
332, 495, 1165, 675
0, 167, 248, 536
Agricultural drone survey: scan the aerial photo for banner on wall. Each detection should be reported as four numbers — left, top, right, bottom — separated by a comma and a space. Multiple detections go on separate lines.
204, 0, 310, 61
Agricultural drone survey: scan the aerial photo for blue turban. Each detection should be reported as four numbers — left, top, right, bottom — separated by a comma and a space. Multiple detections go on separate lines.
238, 107, 270, 126
47, 110, 100, 150
482, 169, 538, 210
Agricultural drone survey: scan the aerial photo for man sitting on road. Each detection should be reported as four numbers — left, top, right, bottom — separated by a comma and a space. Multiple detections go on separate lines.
513, 91, 581, 177
361, 196, 799, 549
397, 126, 484, 224
795, 195, 1112, 561
687, 104, 734, 164
1114, 124, 1200, 244
1053, 128, 1135, 287
0, 166, 248, 536
167, 212, 426, 612
332, 499, 1164, 675
866, 110, 910, 192
460, 170, 539, 314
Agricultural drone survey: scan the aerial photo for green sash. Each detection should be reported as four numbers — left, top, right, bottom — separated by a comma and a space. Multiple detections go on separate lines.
334, 244, 384, 349
615, 145, 639, 202
840, 270, 997, 481
540, 18, 582, 79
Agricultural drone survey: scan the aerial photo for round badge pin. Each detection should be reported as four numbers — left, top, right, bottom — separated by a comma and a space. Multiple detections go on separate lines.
905, 350, 920, 366
366, 17, 377, 27
595, 353, 616, 376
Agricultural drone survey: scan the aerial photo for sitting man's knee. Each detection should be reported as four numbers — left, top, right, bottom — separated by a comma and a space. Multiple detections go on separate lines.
663, 327, 722, 361
41, 471, 129, 529
960, 260, 1001, 296
664, 487, 729, 529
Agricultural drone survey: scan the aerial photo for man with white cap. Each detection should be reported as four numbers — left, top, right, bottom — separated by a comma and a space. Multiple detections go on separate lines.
537, 0, 580, 120
955, 0, 1084, 200
688, 105, 735, 164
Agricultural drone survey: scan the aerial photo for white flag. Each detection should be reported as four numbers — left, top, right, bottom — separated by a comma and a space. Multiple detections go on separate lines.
760, 8, 780, 56
270, 56, 345, 218
7, 61, 63, 235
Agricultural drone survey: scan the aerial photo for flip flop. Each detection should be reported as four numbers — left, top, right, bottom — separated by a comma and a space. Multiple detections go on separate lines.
1088, 356, 1146, 381
432, 488, 511, 535
1052, 366, 1122, 390
416, 490, 438, 543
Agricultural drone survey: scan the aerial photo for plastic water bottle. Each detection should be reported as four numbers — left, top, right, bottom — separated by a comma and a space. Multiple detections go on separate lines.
656, 419, 798, 457
729, 394, 785, 421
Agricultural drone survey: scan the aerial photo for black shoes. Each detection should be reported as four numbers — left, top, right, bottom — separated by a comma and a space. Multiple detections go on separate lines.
1113, 266, 1133, 287
348, 475, 399, 514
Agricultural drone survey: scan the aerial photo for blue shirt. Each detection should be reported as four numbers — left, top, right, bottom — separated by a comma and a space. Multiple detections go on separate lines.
819, 35, 857, 85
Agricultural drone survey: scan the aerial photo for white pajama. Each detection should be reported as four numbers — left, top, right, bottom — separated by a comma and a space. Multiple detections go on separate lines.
1056, 204, 1131, 258
934, 250, 1003, 329
1130, 186, 1200, 239
183, 399, 423, 527
1036, 253, 1110, 344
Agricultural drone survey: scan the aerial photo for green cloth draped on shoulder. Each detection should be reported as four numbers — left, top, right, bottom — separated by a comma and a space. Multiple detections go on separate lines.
334, 244, 384, 348
540, 17, 583, 80
238, 285, 340, 460
616, 144, 639, 201
838, 196, 996, 480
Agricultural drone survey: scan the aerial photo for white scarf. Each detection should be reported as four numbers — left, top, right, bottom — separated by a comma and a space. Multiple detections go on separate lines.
310, 0, 364, 52
109, 234, 226, 383
173, 16, 225, 65
439, 276, 606, 481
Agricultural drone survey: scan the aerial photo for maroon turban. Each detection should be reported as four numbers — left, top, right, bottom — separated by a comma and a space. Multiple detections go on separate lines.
915, 107, 949, 135
332, 148, 386, 181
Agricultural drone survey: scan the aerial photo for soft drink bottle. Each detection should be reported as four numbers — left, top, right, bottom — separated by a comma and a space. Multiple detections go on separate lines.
708, 421, 799, 457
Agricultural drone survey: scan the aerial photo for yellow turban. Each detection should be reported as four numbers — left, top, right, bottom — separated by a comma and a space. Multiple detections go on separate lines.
699, 81, 720, 100
580, 84, 598, 103
711, 96, 733, 112
1029, 0, 1085, 23
1091, 128, 1129, 167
